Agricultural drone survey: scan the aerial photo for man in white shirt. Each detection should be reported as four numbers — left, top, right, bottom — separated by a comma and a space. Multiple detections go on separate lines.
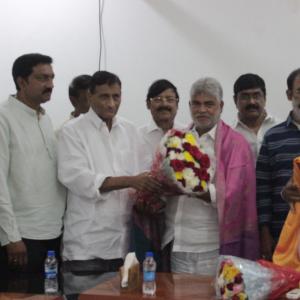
233, 73, 280, 159
58, 71, 161, 278
134, 79, 184, 269
0, 53, 66, 277
162, 77, 259, 275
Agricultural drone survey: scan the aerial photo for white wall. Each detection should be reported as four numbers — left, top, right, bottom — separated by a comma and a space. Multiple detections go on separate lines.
1, 0, 299, 128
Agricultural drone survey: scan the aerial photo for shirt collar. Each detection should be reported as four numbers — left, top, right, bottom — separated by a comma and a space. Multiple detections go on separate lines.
86, 107, 119, 130
146, 118, 164, 134
9, 95, 45, 117
191, 122, 217, 141
234, 112, 274, 129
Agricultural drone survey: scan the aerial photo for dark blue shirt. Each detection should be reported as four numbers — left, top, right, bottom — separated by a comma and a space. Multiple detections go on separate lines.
256, 114, 300, 241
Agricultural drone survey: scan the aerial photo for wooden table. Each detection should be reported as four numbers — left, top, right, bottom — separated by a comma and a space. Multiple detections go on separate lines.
0, 294, 60, 300
80, 273, 215, 300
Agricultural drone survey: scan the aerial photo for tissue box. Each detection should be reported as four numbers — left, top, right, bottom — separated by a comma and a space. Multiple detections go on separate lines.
120, 262, 140, 291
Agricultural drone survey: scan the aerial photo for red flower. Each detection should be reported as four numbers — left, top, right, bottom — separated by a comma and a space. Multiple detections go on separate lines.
194, 168, 210, 181
170, 159, 185, 172
234, 274, 243, 284
173, 130, 184, 138
185, 161, 194, 168
227, 283, 234, 291
189, 145, 203, 161
200, 154, 210, 169
182, 142, 191, 152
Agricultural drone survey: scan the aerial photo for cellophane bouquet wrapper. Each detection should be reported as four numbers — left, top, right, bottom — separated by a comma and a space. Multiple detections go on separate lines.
216, 255, 300, 300
134, 129, 211, 214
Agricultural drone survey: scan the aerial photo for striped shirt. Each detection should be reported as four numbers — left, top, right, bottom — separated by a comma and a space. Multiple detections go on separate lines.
256, 113, 300, 241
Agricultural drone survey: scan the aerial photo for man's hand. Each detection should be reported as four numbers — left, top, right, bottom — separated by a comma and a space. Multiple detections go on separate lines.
282, 177, 300, 206
6, 240, 27, 268
129, 172, 162, 193
260, 226, 274, 261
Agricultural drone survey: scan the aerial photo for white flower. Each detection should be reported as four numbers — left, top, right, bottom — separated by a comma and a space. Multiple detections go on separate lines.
166, 136, 182, 149
169, 151, 185, 161
182, 168, 200, 189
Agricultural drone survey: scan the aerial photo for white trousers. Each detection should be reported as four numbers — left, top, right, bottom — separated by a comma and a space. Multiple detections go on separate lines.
171, 250, 219, 276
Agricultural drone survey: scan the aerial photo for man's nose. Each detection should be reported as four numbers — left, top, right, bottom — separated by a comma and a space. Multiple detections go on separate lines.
249, 97, 257, 105
107, 96, 116, 107
198, 104, 208, 112
46, 79, 54, 89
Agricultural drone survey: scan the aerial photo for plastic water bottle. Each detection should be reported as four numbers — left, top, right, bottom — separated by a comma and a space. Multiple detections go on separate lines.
44, 250, 58, 294
142, 251, 156, 296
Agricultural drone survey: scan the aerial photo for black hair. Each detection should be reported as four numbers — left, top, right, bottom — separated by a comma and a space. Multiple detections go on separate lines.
233, 73, 266, 97
146, 79, 179, 101
69, 74, 92, 98
287, 68, 300, 90
89, 71, 121, 94
12, 53, 53, 91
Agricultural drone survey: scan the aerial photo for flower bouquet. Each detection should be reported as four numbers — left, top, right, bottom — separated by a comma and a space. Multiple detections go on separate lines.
216, 255, 300, 300
134, 129, 211, 214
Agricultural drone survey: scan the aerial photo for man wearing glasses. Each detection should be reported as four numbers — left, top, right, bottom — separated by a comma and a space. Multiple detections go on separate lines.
139, 79, 184, 168
134, 79, 184, 269
233, 73, 280, 160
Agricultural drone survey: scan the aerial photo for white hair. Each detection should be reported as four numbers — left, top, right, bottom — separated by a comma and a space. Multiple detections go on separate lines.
190, 77, 223, 101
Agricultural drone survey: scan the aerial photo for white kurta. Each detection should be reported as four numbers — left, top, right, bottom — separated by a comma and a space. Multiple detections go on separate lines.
58, 108, 143, 261
0, 95, 66, 246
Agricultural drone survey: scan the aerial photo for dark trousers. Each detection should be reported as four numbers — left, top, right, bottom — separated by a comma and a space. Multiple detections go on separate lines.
0, 237, 61, 293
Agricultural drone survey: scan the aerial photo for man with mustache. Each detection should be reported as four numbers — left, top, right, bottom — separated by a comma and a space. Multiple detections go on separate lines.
0, 54, 66, 278
139, 79, 184, 168
233, 73, 280, 160
133, 79, 184, 269
57, 71, 161, 290
161, 77, 259, 275
257, 68, 300, 261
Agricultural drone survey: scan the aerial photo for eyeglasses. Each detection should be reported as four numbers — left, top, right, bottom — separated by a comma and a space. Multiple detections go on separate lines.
150, 96, 178, 104
238, 92, 265, 102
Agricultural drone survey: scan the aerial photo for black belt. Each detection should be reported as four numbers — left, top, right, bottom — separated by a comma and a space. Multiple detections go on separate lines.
62, 258, 123, 275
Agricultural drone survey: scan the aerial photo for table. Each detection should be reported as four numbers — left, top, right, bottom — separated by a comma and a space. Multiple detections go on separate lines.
80, 273, 215, 300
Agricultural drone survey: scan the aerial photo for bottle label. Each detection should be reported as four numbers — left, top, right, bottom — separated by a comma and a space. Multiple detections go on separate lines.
143, 271, 155, 282
45, 266, 57, 279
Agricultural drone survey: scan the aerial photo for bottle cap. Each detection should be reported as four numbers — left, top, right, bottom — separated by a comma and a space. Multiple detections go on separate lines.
47, 250, 55, 257
145, 251, 154, 258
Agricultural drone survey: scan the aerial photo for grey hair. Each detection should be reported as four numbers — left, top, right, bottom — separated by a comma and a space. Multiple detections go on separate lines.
190, 77, 223, 101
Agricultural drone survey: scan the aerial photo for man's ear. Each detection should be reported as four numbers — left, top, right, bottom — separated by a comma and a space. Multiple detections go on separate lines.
286, 89, 292, 101
69, 96, 77, 106
146, 99, 151, 110
17, 77, 26, 90
220, 100, 224, 112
